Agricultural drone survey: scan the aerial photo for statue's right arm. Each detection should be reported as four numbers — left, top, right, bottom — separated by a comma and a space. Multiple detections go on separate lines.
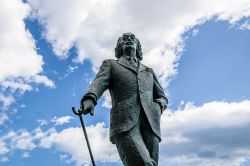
81, 60, 111, 114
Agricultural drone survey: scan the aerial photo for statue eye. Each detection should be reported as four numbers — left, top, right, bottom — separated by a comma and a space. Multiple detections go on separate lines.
123, 35, 128, 40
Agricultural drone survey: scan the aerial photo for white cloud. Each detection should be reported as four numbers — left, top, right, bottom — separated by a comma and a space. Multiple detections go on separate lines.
11, 131, 36, 151
59, 154, 73, 164
20, 104, 26, 108
0, 113, 9, 125
0, 81, 32, 93
0, 122, 119, 166
21, 152, 30, 158
0, 94, 15, 110
192, 29, 199, 37
0, 0, 55, 109
82, 72, 94, 84
27, 0, 250, 86
0, 0, 42, 82
67, 65, 78, 73
27, 0, 95, 59
239, 21, 250, 30
0, 128, 53, 155
159, 100, 250, 166
37, 119, 48, 126
0, 140, 9, 155
101, 91, 112, 109
51, 116, 74, 126
39, 123, 119, 166
30, 75, 55, 88
1, 100, 250, 165
0, 157, 9, 163
59, 65, 79, 80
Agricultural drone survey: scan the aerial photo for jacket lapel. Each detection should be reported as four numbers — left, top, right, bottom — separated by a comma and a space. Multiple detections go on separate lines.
117, 57, 148, 74
117, 57, 138, 73
138, 63, 147, 73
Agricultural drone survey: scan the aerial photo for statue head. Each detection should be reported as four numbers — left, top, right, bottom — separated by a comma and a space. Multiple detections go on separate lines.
115, 32, 143, 61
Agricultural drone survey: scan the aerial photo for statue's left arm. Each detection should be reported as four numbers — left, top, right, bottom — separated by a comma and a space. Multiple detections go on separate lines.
152, 70, 168, 113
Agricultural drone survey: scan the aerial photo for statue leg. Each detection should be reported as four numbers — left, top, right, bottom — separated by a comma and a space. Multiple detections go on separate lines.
115, 116, 156, 166
140, 111, 160, 165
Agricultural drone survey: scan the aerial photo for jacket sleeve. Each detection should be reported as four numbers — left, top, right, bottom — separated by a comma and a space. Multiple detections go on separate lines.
81, 60, 111, 104
152, 70, 168, 111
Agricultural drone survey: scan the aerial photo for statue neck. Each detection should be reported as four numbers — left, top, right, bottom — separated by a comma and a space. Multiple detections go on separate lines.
123, 48, 136, 58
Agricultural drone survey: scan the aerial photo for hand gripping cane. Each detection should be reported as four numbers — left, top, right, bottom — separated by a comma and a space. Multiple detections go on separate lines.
72, 107, 96, 166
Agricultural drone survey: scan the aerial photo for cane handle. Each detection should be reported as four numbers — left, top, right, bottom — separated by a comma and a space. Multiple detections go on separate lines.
72, 107, 81, 116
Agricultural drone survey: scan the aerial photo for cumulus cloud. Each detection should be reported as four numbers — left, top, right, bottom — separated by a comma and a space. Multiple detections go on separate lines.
159, 100, 250, 166
27, 0, 250, 86
27, 0, 94, 59
192, 29, 199, 37
30, 75, 55, 88
0, 0, 42, 82
101, 91, 112, 109
21, 152, 30, 158
0, 0, 55, 109
0, 128, 52, 153
39, 123, 119, 166
0, 122, 119, 166
37, 119, 48, 126
239, 20, 250, 30
59, 65, 79, 80
0, 140, 9, 155
0, 81, 32, 93
0, 94, 15, 110
0, 112, 9, 125
1, 100, 250, 165
51, 116, 74, 126
10, 131, 36, 151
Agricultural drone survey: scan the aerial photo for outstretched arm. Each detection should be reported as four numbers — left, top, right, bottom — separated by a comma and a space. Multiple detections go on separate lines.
81, 60, 111, 115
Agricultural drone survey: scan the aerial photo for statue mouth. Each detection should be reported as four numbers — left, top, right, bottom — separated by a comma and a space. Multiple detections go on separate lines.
125, 41, 134, 45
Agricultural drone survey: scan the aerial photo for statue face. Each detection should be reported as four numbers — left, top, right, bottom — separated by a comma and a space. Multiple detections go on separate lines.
122, 33, 137, 51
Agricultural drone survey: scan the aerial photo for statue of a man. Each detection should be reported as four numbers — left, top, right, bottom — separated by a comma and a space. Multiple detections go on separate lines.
80, 32, 168, 166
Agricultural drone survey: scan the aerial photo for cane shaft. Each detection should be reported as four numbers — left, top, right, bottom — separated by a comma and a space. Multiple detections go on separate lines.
79, 115, 96, 166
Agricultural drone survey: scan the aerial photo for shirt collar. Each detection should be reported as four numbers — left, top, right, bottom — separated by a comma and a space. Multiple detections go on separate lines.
123, 55, 138, 63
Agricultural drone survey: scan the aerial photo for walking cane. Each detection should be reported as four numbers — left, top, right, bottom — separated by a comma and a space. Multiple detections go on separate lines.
72, 107, 96, 166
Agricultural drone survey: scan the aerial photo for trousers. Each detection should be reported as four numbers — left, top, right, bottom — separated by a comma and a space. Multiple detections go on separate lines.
115, 109, 159, 166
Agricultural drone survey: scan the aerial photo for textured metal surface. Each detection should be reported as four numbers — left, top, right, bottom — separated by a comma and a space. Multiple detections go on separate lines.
81, 33, 168, 165
83, 57, 167, 143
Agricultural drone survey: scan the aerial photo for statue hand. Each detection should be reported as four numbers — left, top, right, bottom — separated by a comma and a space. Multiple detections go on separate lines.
154, 102, 162, 114
81, 99, 95, 116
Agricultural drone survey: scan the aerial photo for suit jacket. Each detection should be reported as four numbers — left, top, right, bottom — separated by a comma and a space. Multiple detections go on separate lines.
82, 56, 168, 143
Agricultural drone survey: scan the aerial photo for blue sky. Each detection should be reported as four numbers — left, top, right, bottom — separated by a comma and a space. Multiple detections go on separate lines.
169, 20, 250, 108
1, 0, 250, 166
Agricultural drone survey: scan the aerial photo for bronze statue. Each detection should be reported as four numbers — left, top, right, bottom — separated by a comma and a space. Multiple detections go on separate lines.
80, 32, 168, 166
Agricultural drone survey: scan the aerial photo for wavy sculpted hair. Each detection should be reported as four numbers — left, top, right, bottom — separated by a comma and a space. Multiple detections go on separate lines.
115, 33, 143, 61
